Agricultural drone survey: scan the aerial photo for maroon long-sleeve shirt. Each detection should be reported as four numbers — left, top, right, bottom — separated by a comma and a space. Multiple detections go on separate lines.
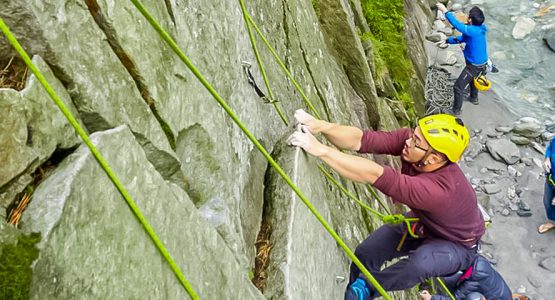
359, 128, 485, 248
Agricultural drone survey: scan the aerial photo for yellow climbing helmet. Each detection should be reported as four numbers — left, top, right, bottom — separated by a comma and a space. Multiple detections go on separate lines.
418, 114, 470, 162
473, 75, 491, 91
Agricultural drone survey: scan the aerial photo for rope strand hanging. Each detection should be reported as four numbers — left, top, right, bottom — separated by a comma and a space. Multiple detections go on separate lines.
0, 17, 199, 300
127, 0, 391, 297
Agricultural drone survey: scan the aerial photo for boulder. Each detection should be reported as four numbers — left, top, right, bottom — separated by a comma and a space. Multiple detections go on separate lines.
510, 135, 530, 145
483, 184, 502, 195
437, 50, 458, 65
486, 139, 521, 165
512, 122, 542, 138
426, 32, 447, 43
539, 256, 555, 273
21, 126, 263, 299
544, 31, 555, 52
512, 16, 536, 39
433, 20, 446, 30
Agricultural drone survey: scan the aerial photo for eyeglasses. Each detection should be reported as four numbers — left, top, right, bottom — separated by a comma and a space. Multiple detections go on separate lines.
409, 130, 430, 152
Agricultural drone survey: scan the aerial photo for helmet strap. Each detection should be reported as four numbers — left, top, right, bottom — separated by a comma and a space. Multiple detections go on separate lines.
416, 147, 435, 167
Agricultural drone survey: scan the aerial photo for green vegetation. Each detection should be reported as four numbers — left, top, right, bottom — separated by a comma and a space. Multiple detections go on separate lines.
361, 0, 417, 123
0, 232, 41, 300
312, 0, 321, 18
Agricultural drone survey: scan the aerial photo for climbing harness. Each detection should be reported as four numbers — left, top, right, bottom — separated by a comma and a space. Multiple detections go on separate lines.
547, 173, 555, 187
0, 17, 199, 300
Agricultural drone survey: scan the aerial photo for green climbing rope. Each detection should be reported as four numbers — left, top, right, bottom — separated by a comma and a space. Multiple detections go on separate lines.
437, 277, 456, 300
245, 14, 321, 119
238, 0, 288, 125
366, 184, 391, 215
241, 2, 396, 222
127, 0, 392, 298
0, 17, 199, 300
318, 165, 419, 238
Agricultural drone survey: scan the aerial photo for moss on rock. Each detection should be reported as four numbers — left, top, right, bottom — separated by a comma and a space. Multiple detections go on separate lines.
0, 231, 41, 300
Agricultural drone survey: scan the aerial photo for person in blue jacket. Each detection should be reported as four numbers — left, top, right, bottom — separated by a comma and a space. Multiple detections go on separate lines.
538, 137, 555, 233
418, 255, 514, 300
437, 3, 489, 116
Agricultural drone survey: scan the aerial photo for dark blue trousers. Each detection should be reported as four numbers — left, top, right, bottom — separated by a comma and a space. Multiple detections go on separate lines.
453, 63, 486, 113
543, 180, 555, 221
349, 224, 477, 293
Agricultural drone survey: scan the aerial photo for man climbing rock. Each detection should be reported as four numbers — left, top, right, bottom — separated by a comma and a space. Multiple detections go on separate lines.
437, 3, 489, 116
287, 110, 485, 299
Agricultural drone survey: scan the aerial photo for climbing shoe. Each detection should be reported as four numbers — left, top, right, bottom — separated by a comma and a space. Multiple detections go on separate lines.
344, 278, 372, 300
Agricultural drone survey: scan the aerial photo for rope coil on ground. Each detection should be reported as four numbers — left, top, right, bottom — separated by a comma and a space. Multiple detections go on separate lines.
425, 66, 455, 115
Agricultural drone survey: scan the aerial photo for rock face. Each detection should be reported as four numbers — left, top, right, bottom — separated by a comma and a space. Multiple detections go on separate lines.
404, 0, 432, 115
0, 56, 82, 219
0, 0, 431, 298
21, 126, 263, 299
263, 137, 368, 299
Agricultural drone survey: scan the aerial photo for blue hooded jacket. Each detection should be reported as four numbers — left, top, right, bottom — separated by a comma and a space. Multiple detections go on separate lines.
445, 11, 488, 65
546, 138, 555, 174
431, 255, 512, 300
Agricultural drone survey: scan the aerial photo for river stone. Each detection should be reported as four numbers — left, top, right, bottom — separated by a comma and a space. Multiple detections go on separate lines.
539, 256, 555, 272
486, 139, 521, 165
507, 165, 521, 177
0, 56, 81, 217
528, 275, 542, 288
512, 16, 536, 39
21, 126, 263, 300
433, 20, 446, 30
483, 184, 502, 195
464, 139, 483, 159
532, 158, 544, 169
437, 50, 458, 65
512, 122, 542, 138
518, 117, 541, 124
263, 136, 368, 299
545, 31, 555, 52
495, 126, 513, 133
510, 135, 530, 145
426, 32, 447, 42
530, 141, 546, 155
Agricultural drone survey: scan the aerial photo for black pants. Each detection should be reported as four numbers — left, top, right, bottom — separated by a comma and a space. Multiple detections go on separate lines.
348, 224, 477, 293
453, 63, 487, 113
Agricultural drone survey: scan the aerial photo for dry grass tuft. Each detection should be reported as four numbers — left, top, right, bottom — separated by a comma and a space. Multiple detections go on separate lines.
252, 220, 272, 292
7, 193, 31, 227
0, 57, 28, 91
